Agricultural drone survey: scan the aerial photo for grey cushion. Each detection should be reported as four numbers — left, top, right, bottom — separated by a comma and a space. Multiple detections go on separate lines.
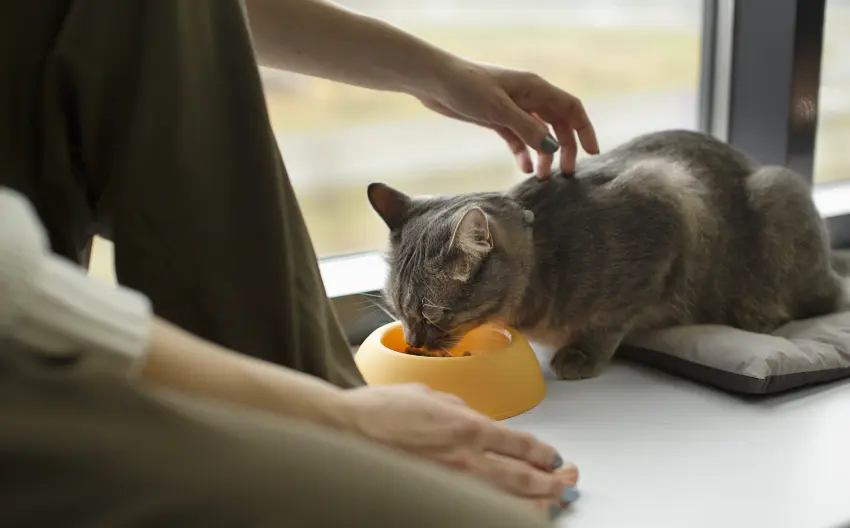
619, 311, 850, 394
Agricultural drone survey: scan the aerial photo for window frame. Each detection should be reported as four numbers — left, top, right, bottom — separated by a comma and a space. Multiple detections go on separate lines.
323, 0, 850, 346
707, 0, 850, 243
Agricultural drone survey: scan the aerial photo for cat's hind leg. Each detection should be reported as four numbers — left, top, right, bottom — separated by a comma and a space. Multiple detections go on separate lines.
551, 325, 631, 380
743, 165, 843, 323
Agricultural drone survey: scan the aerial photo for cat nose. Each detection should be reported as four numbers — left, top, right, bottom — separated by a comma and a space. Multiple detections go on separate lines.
404, 328, 425, 348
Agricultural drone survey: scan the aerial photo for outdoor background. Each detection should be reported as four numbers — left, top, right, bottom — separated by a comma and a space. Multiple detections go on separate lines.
88, 0, 850, 282
261, 0, 850, 258
816, 0, 850, 188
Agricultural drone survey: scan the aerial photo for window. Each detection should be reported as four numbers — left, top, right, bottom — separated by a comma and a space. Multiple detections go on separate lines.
86, 0, 704, 286
87, 0, 850, 339
263, 0, 705, 259
814, 0, 850, 185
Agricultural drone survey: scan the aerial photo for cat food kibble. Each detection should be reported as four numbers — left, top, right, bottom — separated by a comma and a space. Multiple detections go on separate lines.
404, 345, 452, 357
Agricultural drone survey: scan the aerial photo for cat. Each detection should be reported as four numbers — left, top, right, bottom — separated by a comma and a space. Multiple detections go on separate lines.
367, 129, 848, 380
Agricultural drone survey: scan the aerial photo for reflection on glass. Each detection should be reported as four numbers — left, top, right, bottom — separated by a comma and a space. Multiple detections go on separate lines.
265, 0, 704, 258
815, 0, 850, 185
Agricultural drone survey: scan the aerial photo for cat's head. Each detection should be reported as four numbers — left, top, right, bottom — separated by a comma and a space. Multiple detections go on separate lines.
367, 182, 533, 351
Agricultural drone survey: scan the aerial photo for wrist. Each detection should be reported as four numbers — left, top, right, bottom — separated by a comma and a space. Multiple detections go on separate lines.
350, 13, 464, 99
400, 46, 466, 100
323, 387, 378, 437
309, 384, 358, 431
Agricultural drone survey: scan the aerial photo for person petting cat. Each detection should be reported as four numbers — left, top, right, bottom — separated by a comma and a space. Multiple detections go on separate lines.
1, 0, 603, 525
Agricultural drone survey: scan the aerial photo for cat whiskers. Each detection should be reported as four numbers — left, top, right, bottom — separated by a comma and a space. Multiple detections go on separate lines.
444, 336, 462, 349
361, 291, 390, 304
423, 299, 449, 312
423, 313, 449, 334
357, 293, 397, 321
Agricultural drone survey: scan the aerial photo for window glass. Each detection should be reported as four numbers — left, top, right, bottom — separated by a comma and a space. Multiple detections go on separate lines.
815, 0, 850, 184
89, 0, 705, 284
267, 0, 705, 258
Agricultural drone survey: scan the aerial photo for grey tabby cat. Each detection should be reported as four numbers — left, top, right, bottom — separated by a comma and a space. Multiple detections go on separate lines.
367, 129, 848, 380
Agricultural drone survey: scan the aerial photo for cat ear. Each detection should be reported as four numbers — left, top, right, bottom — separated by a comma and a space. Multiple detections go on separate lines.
367, 182, 411, 231
450, 207, 493, 253
449, 207, 493, 280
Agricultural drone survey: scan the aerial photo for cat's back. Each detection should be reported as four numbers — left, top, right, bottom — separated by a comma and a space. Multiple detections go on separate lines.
509, 129, 757, 239
507, 130, 748, 303
504, 129, 839, 333
581, 129, 756, 181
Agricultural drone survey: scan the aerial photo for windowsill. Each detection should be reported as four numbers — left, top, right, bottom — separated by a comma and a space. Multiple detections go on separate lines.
319, 253, 391, 345
814, 180, 850, 218
320, 252, 387, 299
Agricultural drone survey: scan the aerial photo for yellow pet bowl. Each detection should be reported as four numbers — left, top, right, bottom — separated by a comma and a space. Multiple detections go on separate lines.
355, 322, 546, 421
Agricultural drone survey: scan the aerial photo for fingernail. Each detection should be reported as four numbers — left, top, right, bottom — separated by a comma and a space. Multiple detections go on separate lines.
540, 135, 560, 154
547, 503, 565, 520
561, 487, 581, 503
551, 453, 564, 470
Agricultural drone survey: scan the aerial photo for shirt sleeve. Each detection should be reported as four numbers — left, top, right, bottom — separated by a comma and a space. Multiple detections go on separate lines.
0, 187, 152, 376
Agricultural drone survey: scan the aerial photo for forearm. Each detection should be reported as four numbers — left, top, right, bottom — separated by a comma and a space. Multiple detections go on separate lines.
0, 187, 353, 432
139, 316, 351, 429
244, 0, 458, 97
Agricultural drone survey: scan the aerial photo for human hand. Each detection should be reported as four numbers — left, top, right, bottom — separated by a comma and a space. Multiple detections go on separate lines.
417, 59, 599, 179
341, 383, 579, 517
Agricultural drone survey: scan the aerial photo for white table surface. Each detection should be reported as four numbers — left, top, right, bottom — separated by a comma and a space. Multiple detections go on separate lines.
506, 354, 850, 528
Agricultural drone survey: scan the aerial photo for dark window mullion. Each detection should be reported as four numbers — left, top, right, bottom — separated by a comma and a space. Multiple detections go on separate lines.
718, 0, 827, 182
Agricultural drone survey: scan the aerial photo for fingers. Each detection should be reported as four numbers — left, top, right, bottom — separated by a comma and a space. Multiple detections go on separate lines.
556, 463, 580, 488
478, 422, 563, 471
528, 466, 581, 520
507, 77, 599, 175
538, 85, 599, 157
497, 95, 559, 159
495, 127, 533, 174
552, 121, 579, 174
398, 388, 563, 475
533, 100, 594, 175
423, 88, 595, 179
529, 113, 554, 180
536, 153, 555, 180
565, 99, 599, 156
435, 449, 580, 506
439, 405, 562, 474
477, 452, 566, 499
497, 94, 597, 179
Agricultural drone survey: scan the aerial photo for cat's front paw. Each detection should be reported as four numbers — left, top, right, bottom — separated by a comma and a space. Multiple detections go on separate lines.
551, 348, 608, 380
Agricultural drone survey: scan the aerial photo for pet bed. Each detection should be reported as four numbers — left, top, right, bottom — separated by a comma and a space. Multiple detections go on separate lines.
619, 311, 850, 394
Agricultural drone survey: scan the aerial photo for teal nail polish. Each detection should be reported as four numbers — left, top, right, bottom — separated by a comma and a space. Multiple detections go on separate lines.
540, 135, 560, 154
551, 453, 564, 470
548, 504, 564, 520
561, 487, 580, 503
